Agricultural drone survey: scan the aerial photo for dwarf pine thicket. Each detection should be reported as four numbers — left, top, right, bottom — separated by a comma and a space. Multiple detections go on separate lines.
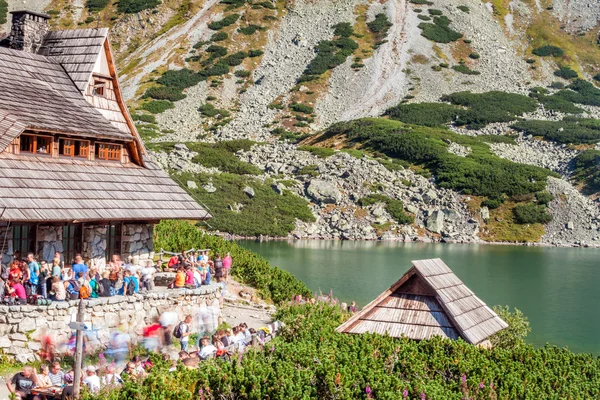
82, 303, 600, 400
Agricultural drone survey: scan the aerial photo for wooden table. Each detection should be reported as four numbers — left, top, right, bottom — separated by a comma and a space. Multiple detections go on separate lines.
31, 387, 63, 398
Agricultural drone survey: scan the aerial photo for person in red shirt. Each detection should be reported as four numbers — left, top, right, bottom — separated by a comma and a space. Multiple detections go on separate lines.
9, 261, 23, 283
167, 255, 179, 269
184, 266, 195, 287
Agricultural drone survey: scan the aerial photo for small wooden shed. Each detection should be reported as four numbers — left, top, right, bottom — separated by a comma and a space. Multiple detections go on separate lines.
336, 258, 508, 345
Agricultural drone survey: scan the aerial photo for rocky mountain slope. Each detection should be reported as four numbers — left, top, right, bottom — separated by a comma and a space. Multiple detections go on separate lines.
4, 0, 600, 246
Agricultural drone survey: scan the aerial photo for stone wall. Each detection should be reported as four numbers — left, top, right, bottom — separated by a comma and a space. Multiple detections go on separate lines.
37, 225, 63, 262
0, 286, 221, 363
122, 224, 154, 261
82, 225, 107, 269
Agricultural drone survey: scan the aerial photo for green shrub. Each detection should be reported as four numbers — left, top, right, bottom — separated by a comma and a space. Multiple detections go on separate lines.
535, 191, 554, 205
143, 86, 186, 101
84, 16, 95, 23
532, 45, 564, 57
298, 145, 335, 158
410, 0, 433, 4
555, 79, 600, 106
468, 53, 480, 59
154, 220, 311, 302
86, 0, 110, 11
141, 100, 174, 114
359, 194, 414, 224
417, 14, 431, 21
157, 68, 203, 89
418, 15, 463, 43
324, 118, 555, 198
300, 29, 358, 81
257, 1, 276, 9
132, 114, 157, 124
513, 203, 553, 224
457, 5, 470, 12
225, 51, 248, 66
594, 73, 600, 82
208, 13, 239, 30
452, 64, 480, 75
332, 22, 354, 37
249, 49, 264, 57
554, 66, 578, 79
117, 0, 161, 13
206, 44, 228, 58
238, 24, 263, 35
511, 118, 600, 144
367, 13, 393, 34
481, 197, 504, 209
490, 306, 531, 350
210, 31, 228, 41
290, 103, 314, 114
295, 164, 320, 177
220, 0, 246, 7
198, 103, 230, 119
235, 69, 251, 77
549, 81, 565, 89
385, 103, 460, 127
428, 8, 443, 15
570, 149, 600, 193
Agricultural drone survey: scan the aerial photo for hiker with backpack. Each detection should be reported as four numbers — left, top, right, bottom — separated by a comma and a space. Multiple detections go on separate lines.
119, 270, 138, 296
173, 315, 193, 352
26, 253, 40, 296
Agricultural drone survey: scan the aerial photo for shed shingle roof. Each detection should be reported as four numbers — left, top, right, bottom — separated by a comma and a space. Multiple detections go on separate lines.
0, 153, 210, 222
0, 46, 132, 151
336, 258, 508, 344
40, 28, 109, 92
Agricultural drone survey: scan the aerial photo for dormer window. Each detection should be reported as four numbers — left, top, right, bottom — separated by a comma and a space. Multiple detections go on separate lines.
59, 139, 89, 158
19, 134, 52, 155
95, 143, 121, 161
92, 80, 106, 97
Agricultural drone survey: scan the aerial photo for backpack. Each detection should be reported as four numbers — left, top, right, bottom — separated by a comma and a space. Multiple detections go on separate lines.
126, 279, 135, 296
0, 264, 8, 281
79, 284, 90, 299
173, 322, 184, 339
97, 279, 105, 296
68, 279, 80, 293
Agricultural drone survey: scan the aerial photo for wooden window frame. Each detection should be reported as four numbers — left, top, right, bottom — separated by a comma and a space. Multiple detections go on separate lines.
92, 80, 106, 97
95, 142, 122, 162
19, 134, 53, 156
59, 138, 90, 159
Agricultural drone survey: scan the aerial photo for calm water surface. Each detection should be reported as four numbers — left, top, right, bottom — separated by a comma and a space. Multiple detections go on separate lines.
238, 240, 600, 355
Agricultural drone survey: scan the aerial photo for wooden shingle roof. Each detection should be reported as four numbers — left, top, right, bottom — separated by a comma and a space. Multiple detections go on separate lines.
40, 28, 109, 92
336, 258, 508, 345
0, 153, 211, 222
0, 47, 132, 150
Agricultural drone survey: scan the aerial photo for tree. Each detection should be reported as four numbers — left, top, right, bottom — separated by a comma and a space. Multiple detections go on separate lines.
489, 305, 531, 350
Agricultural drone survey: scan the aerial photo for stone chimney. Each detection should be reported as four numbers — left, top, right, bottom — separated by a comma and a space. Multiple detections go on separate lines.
8, 10, 50, 53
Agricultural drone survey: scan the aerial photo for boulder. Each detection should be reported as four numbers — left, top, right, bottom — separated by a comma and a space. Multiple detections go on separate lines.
306, 180, 341, 204
243, 186, 255, 198
272, 183, 285, 195
426, 210, 444, 234
480, 206, 490, 220
187, 181, 198, 189
567, 221, 575, 230
203, 182, 217, 193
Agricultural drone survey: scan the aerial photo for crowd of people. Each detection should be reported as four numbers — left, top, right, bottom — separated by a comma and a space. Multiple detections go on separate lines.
0, 249, 233, 305
0, 251, 162, 304
7, 314, 272, 400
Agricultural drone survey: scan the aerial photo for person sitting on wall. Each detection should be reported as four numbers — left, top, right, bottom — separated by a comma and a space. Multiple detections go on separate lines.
119, 270, 138, 295
99, 271, 112, 297
50, 276, 66, 301
184, 265, 196, 289
198, 336, 217, 360
64, 276, 80, 300
167, 254, 179, 269
201, 263, 211, 286
172, 267, 186, 289
140, 260, 155, 292
6, 280, 27, 304
9, 260, 23, 284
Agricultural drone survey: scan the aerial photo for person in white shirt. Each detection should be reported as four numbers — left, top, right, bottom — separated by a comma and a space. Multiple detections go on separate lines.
140, 260, 155, 292
198, 337, 216, 359
82, 366, 100, 393
101, 365, 122, 388
179, 315, 193, 352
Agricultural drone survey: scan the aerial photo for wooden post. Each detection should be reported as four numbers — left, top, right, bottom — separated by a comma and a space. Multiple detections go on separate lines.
73, 299, 85, 399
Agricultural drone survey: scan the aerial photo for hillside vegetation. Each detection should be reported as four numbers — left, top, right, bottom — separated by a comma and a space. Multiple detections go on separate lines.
83, 303, 600, 399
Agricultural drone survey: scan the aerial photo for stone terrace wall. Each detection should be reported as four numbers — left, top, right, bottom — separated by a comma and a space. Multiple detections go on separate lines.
0, 286, 221, 363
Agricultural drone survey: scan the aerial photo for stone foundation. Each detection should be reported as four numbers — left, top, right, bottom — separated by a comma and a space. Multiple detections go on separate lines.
0, 285, 221, 363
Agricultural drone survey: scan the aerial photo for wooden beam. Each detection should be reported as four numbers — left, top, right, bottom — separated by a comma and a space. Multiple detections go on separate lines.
103, 37, 145, 167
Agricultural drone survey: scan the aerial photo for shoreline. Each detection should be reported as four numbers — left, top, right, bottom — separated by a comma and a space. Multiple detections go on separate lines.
216, 233, 600, 249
